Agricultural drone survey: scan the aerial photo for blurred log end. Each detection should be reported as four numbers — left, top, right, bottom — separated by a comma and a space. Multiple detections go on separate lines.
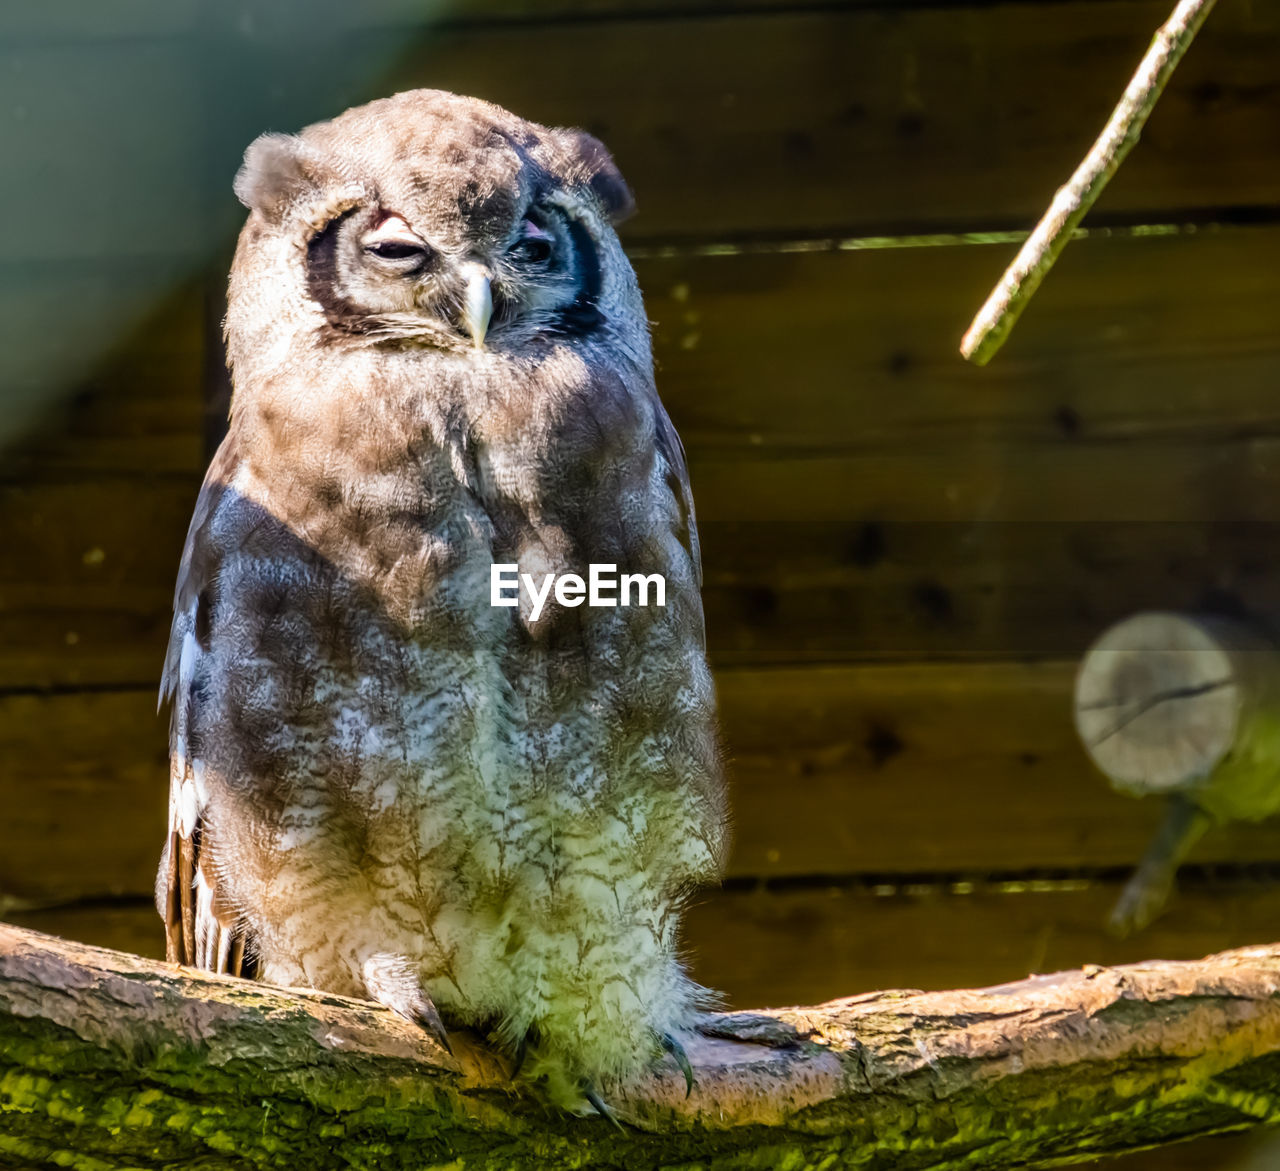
1074, 611, 1280, 812
1076, 611, 1280, 934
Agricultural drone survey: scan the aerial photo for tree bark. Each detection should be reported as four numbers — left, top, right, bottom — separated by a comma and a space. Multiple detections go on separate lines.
4, 924, 1280, 1169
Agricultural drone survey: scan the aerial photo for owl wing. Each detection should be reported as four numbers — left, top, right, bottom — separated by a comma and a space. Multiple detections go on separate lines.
652, 402, 703, 591
156, 439, 255, 977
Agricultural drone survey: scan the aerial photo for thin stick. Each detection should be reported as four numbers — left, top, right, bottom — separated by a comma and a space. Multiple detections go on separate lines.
960, 0, 1218, 365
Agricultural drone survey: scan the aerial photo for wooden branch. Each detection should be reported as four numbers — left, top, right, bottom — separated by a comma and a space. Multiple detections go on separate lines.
960, 0, 1218, 365
1075, 611, 1280, 934
5, 926, 1280, 1168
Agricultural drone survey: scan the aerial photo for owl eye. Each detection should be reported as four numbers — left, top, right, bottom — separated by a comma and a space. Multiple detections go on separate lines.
508, 220, 555, 266
361, 215, 434, 272
366, 240, 429, 262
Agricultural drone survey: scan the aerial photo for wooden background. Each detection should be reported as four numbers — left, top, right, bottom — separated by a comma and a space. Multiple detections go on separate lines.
3, 1, 1280, 1166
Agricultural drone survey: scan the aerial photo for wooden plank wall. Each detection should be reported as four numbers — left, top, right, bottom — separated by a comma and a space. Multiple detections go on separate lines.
4, 2, 1280, 1165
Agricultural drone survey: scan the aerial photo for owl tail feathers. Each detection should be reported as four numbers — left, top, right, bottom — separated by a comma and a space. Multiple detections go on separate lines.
361, 953, 453, 1057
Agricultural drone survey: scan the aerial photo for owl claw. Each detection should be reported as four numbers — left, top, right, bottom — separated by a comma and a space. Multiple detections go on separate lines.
412, 1000, 454, 1056
361, 954, 452, 1056
507, 1023, 541, 1080
509, 1033, 529, 1079
583, 1083, 624, 1132
660, 1033, 696, 1097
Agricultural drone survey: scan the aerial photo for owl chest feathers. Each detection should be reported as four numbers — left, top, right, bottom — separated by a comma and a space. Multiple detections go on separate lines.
237, 340, 658, 611
207, 346, 720, 924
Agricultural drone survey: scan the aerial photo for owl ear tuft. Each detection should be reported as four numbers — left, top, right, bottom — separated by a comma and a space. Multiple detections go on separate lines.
557, 129, 635, 224
234, 133, 320, 221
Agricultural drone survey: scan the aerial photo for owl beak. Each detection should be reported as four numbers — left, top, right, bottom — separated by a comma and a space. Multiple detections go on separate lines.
460, 266, 493, 350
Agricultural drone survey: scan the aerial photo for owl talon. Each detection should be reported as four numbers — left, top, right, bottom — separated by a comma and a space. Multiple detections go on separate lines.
507, 1023, 541, 1080
412, 1001, 454, 1056
660, 1033, 695, 1097
583, 1083, 624, 1132
362, 953, 452, 1056
510, 1033, 529, 1079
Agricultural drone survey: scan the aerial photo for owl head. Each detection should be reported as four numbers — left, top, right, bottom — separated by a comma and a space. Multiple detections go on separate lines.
225, 90, 642, 379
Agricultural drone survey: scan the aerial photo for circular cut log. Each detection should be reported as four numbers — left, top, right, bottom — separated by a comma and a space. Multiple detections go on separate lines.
1074, 611, 1280, 934
1075, 611, 1280, 820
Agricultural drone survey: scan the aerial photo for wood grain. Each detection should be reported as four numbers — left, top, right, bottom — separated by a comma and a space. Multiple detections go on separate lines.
640, 226, 1280, 452
9, 2, 1280, 243
380, 0, 1280, 239
10, 665, 1280, 904
687, 879, 1280, 1010
0, 281, 206, 480
697, 517, 1280, 664
702, 874, 1280, 1083
0, 690, 167, 904
681, 441, 1280, 535
0, 478, 197, 690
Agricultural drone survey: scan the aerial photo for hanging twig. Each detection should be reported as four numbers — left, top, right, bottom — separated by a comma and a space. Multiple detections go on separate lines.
960, 0, 1218, 365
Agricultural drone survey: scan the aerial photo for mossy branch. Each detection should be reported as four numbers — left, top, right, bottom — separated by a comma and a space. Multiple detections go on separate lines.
4, 923, 1280, 1169
960, 0, 1218, 365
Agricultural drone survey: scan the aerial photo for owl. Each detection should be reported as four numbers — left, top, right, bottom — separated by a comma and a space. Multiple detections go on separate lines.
156, 89, 728, 1111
